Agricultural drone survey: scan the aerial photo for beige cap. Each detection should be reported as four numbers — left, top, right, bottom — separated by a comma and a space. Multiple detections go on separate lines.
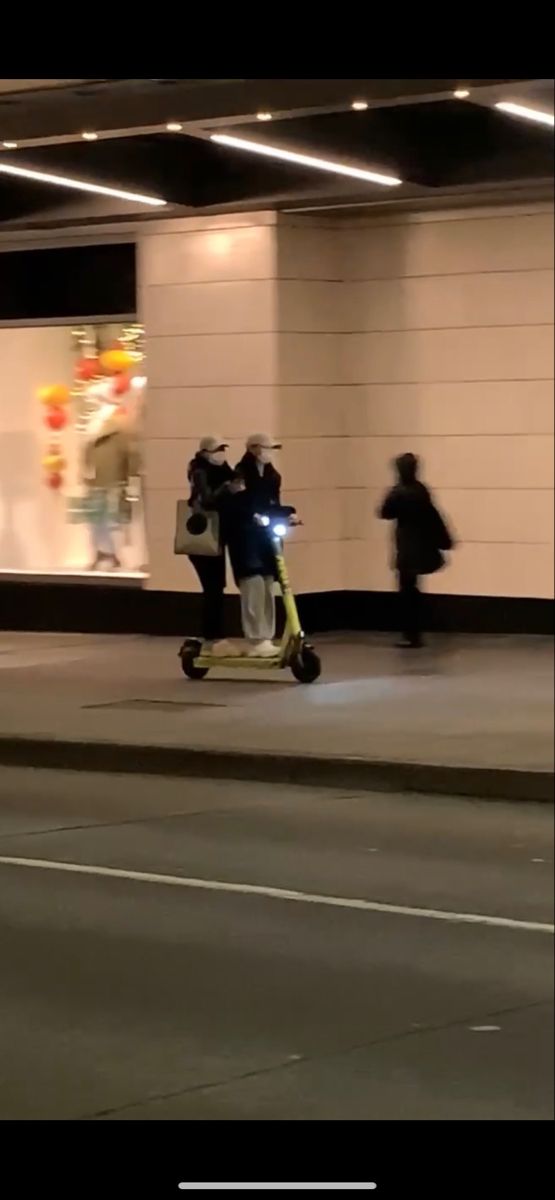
199, 435, 228, 452
246, 432, 282, 450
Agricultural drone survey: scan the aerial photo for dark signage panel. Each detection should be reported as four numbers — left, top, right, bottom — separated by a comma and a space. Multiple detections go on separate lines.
0, 242, 136, 320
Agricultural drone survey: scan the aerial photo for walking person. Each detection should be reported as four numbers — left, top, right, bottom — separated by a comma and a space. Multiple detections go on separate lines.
227, 433, 297, 657
187, 436, 241, 655
379, 453, 454, 648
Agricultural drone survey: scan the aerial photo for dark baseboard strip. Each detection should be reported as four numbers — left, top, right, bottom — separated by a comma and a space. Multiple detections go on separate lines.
0, 580, 552, 636
0, 736, 552, 803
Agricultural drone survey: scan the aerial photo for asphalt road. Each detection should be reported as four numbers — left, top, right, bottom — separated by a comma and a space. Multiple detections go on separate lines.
0, 767, 552, 1121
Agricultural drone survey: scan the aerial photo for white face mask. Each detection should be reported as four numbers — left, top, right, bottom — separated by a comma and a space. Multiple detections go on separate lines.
207, 450, 226, 466
258, 448, 272, 465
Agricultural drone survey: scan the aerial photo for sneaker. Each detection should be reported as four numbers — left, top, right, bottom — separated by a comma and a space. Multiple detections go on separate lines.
247, 640, 279, 658
211, 639, 241, 657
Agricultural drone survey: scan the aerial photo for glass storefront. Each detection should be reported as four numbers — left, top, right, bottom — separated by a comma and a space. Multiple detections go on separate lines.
0, 320, 147, 578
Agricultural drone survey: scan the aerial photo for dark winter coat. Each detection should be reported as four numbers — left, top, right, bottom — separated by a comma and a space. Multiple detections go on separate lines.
380, 454, 453, 576
226, 452, 283, 582
186, 453, 235, 563
187, 452, 234, 511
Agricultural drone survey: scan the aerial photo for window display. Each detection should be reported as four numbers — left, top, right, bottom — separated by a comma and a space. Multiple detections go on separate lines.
0, 322, 147, 578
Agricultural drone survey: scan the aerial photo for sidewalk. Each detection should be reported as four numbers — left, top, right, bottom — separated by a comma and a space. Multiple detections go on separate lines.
0, 631, 553, 800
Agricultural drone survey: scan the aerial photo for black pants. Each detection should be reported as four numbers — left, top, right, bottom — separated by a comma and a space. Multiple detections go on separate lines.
189, 554, 226, 641
398, 570, 422, 645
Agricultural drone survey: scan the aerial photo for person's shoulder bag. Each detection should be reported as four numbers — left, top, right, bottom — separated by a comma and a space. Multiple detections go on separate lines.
419, 502, 454, 574
174, 498, 221, 556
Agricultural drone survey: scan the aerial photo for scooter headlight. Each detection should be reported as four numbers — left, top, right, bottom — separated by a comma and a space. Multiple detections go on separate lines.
273, 522, 287, 537
259, 515, 270, 527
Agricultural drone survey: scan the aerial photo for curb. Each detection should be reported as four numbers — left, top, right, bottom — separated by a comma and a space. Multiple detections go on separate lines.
0, 736, 552, 802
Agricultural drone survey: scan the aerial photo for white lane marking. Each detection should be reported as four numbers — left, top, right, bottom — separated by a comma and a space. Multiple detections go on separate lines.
0, 855, 553, 934
469, 1025, 501, 1032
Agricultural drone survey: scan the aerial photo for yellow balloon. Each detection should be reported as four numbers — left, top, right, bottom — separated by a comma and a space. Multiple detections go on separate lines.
42, 454, 65, 471
38, 384, 70, 407
100, 349, 134, 374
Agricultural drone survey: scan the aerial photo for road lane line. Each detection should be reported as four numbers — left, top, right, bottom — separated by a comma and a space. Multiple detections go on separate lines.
0, 855, 553, 934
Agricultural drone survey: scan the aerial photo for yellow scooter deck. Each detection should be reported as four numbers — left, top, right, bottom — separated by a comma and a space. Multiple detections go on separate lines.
195, 653, 284, 670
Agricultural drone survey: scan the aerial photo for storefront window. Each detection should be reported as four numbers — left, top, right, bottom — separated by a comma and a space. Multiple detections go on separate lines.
0, 320, 147, 578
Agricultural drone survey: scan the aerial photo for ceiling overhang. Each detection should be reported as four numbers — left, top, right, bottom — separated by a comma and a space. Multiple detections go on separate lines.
0, 78, 552, 230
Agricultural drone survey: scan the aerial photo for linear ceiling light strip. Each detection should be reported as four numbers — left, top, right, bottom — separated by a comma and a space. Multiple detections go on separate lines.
210, 133, 402, 187
494, 102, 554, 128
0, 161, 167, 206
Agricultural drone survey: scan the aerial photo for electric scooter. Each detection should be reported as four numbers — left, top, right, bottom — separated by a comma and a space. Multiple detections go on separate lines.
179, 510, 321, 684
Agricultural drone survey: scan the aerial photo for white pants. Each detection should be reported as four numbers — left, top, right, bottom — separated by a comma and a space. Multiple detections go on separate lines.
239, 575, 275, 642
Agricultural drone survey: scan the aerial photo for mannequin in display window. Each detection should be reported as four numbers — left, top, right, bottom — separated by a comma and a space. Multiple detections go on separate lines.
82, 381, 140, 571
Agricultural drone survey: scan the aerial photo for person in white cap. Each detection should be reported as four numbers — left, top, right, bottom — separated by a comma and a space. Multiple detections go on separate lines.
187, 436, 242, 654
227, 434, 295, 657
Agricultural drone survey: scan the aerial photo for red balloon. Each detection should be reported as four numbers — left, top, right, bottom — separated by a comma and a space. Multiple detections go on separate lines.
46, 407, 68, 431
47, 472, 63, 490
113, 373, 129, 397
76, 357, 99, 382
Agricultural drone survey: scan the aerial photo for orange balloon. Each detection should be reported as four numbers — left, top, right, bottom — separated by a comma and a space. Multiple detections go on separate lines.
47, 472, 63, 490
38, 384, 70, 407
100, 349, 134, 375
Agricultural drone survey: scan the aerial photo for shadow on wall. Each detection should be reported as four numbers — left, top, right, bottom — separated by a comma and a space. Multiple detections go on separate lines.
0, 430, 51, 570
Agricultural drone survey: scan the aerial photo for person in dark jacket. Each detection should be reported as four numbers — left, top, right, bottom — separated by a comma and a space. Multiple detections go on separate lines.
187, 435, 241, 654
227, 433, 292, 657
379, 452, 453, 648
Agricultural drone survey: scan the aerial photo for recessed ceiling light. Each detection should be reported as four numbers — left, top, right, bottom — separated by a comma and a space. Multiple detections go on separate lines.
210, 133, 402, 187
82, 131, 98, 141
453, 89, 470, 99
351, 101, 368, 111
0, 161, 167, 207
256, 111, 273, 122
2, 141, 18, 150
166, 122, 183, 132
495, 101, 554, 128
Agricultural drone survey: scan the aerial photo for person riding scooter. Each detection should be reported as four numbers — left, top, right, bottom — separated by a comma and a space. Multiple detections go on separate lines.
187, 435, 243, 656
227, 433, 297, 657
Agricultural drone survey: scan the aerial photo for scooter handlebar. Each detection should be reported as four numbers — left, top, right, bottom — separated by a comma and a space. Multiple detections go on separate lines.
254, 512, 302, 529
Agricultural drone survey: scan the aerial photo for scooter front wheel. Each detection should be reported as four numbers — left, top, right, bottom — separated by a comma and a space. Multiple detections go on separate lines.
290, 645, 321, 684
180, 645, 209, 680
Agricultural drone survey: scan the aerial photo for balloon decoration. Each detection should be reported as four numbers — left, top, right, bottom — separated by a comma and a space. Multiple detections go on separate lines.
38, 384, 70, 407
38, 325, 146, 494
38, 382, 70, 490
42, 451, 66, 473
100, 348, 134, 375
46, 407, 68, 431
75, 356, 99, 382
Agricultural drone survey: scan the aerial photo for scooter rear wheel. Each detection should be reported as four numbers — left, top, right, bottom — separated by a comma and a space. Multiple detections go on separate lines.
180, 645, 209, 680
290, 645, 321, 684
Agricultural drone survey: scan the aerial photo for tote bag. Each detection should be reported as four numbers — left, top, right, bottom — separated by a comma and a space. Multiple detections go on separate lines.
174, 500, 221, 557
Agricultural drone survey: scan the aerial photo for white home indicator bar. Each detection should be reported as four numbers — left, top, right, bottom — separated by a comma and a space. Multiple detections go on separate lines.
178, 1187, 377, 1192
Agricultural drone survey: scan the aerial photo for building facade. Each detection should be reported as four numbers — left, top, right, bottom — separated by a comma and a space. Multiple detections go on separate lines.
1, 199, 553, 632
